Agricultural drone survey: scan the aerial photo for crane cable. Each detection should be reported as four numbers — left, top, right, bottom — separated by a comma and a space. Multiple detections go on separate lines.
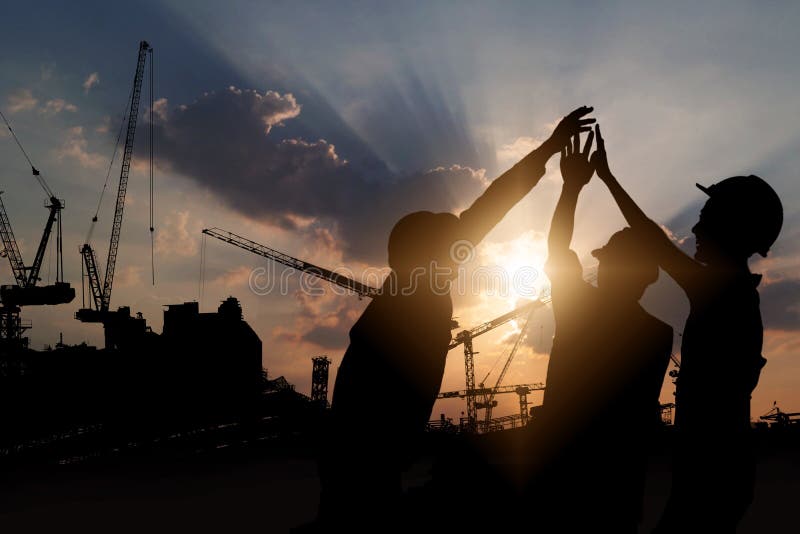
149, 46, 155, 286
0, 109, 54, 200
86, 86, 132, 245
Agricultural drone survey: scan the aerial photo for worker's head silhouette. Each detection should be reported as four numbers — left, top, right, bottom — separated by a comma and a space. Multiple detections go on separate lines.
693, 175, 783, 263
388, 211, 462, 288
592, 227, 658, 300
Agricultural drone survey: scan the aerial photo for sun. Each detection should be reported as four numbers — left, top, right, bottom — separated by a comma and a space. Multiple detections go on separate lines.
477, 230, 549, 309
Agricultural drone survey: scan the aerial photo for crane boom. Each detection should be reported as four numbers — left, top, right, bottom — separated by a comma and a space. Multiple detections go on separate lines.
202, 227, 380, 297
98, 40, 151, 311
449, 300, 543, 350
0, 193, 28, 287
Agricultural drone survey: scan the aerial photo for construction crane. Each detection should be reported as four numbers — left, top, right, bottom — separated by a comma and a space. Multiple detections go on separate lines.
760, 403, 800, 427
202, 227, 379, 297
0, 110, 75, 347
448, 299, 546, 431
0, 193, 72, 306
76, 41, 153, 341
0, 111, 73, 307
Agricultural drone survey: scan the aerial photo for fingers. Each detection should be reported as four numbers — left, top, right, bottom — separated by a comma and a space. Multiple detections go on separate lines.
568, 106, 594, 119
561, 147, 567, 160
595, 124, 604, 146
583, 131, 595, 155
572, 134, 580, 154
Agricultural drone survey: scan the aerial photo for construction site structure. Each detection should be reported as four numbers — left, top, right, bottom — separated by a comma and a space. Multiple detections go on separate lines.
760, 403, 800, 427
438, 382, 546, 431
311, 355, 332, 407
76, 40, 154, 349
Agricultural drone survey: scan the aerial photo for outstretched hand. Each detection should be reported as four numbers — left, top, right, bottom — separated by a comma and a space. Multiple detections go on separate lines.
589, 124, 612, 180
545, 106, 595, 155
560, 132, 595, 188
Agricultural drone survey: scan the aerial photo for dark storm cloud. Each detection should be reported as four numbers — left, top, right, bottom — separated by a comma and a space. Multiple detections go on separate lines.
152, 86, 487, 263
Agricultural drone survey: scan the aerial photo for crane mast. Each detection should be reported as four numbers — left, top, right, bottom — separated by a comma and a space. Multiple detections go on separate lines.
79, 40, 152, 319
101, 40, 150, 310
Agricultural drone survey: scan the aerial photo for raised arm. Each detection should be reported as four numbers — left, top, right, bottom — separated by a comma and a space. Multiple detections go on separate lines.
459, 106, 595, 245
591, 124, 703, 291
549, 132, 595, 255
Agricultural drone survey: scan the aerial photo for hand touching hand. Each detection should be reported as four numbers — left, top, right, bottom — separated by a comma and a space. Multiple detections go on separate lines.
545, 106, 596, 155
589, 124, 612, 180
560, 131, 595, 188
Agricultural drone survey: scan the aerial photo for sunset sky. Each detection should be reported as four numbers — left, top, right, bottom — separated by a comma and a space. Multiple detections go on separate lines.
1, 1, 798, 421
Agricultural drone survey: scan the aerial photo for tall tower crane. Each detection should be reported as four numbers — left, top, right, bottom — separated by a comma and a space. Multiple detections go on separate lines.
0, 110, 75, 346
76, 41, 153, 345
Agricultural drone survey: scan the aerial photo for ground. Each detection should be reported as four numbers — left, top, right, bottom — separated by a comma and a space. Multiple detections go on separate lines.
1, 435, 797, 533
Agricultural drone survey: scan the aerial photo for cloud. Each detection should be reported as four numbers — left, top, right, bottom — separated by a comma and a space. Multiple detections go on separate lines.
40, 98, 78, 115
82, 72, 100, 94
152, 86, 488, 263
57, 126, 105, 169
7, 88, 38, 113
156, 210, 200, 257
212, 265, 253, 288
95, 115, 111, 133
496, 136, 541, 169
273, 288, 366, 350
116, 265, 143, 288
151, 98, 169, 122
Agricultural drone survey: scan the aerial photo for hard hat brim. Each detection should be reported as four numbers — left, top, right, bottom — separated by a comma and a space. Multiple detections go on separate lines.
696, 183, 712, 196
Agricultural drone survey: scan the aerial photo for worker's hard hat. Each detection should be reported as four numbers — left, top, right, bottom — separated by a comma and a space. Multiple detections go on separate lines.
695, 175, 783, 257
388, 211, 460, 271
591, 227, 659, 284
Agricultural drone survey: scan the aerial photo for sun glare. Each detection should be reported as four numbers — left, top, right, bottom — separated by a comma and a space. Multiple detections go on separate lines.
478, 230, 549, 309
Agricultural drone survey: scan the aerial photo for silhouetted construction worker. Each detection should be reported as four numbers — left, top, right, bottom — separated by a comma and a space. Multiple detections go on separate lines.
530, 132, 672, 532
309, 107, 596, 531
591, 124, 783, 533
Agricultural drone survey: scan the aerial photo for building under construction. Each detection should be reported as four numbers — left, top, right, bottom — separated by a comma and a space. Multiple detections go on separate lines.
0, 296, 325, 463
